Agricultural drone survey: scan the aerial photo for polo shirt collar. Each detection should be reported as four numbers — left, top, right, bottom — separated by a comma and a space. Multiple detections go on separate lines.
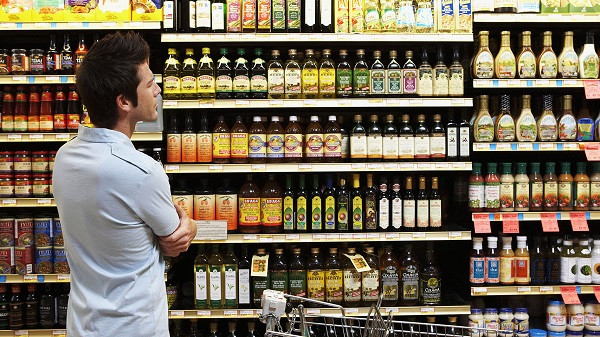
76, 124, 135, 149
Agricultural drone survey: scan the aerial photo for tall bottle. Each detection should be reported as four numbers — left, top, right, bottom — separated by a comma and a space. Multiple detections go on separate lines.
544, 162, 558, 211
324, 248, 342, 304
306, 247, 326, 303
166, 112, 181, 163
74, 33, 87, 71
485, 163, 500, 212
557, 95, 577, 141
336, 50, 353, 98
382, 114, 399, 161
309, 174, 323, 232
579, 32, 599, 79
473, 31, 494, 79
182, 111, 197, 163
430, 114, 446, 161
233, 48, 250, 99
370, 51, 386, 97
470, 238, 485, 285
295, 174, 309, 232
196, 48, 216, 99
420, 243, 441, 305
494, 31, 516, 79
364, 174, 378, 231
305, 116, 324, 163
302, 49, 319, 99
367, 115, 383, 161
514, 236, 530, 285
400, 244, 419, 305
252, 248, 270, 308
418, 47, 433, 97
289, 248, 307, 300
261, 173, 283, 233
578, 100, 595, 141
213, 116, 231, 163
499, 237, 515, 285
336, 177, 350, 232
530, 237, 546, 285
377, 176, 391, 231
208, 245, 224, 309
538, 31, 558, 79
351, 174, 364, 232
449, 46, 464, 97
516, 95, 537, 142
350, 115, 367, 162
576, 239, 592, 284
386, 50, 402, 97
517, 31, 536, 79
248, 116, 267, 163
60, 34, 74, 75
561, 239, 577, 284
323, 174, 336, 232
415, 114, 430, 160
390, 178, 402, 231
399, 114, 415, 161
558, 162, 574, 211
361, 247, 380, 306
223, 244, 238, 308
403, 176, 416, 231
494, 95, 515, 141
239, 174, 261, 234
353, 49, 370, 97
45, 35, 60, 75
211, 0, 227, 32
194, 245, 209, 309
284, 49, 302, 99
515, 162, 530, 212
429, 177, 442, 229
302, 0, 318, 32
433, 47, 449, 96
575, 162, 590, 211
474, 95, 494, 142
267, 50, 284, 99
380, 245, 399, 306
163, 48, 181, 100
402, 51, 418, 95
324, 115, 342, 162
415, 176, 429, 231
270, 248, 289, 293
267, 116, 285, 163
231, 116, 249, 164
485, 237, 500, 285
538, 95, 558, 141
250, 48, 267, 99
343, 248, 362, 307
319, 49, 336, 98
558, 31, 579, 79
180, 49, 198, 100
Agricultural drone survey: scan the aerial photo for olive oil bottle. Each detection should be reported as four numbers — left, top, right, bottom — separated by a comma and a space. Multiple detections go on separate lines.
181, 48, 198, 100
353, 49, 370, 97
163, 48, 181, 100
197, 47, 215, 99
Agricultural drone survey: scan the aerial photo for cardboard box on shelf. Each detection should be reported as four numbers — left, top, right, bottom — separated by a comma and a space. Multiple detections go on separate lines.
540, 0, 568, 13
32, 0, 64, 21
131, 0, 162, 21
1, 0, 33, 21
95, 0, 130, 21
64, 0, 96, 21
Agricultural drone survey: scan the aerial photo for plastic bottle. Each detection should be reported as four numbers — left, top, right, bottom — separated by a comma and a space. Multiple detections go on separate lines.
500, 236, 515, 285
470, 238, 485, 285
568, 303, 586, 332
577, 240, 592, 284
499, 308, 515, 337
469, 308, 485, 337
592, 240, 600, 284
485, 236, 500, 285
484, 308, 499, 337
561, 240, 577, 284
547, 300, 568, 332
500, 163, 515, 212
515, 236, 530, 284
584, 301, 600, 331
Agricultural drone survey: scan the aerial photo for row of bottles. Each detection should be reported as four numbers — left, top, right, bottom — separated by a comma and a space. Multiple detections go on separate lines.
470, 235, 600, 286
165, 112, 471, 164
162, 46, 465, 100
0, 34, 92, 76
471, 95, 600, 142
0, 283, 69, 330
473, 30, 600, 80
173, 172, 446, 233
468, 161, 599, 213
1, 85, 86, 133
192, 243, 440, 309
171, 320, 261, 337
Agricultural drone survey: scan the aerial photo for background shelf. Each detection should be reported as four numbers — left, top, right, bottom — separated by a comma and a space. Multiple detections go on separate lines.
0, 132, 162, 142
0, 198, 55, 207
0, 21, 160, 30
471, 285, 599, 296
473, 142, 587, 152
161, 33, 474, 43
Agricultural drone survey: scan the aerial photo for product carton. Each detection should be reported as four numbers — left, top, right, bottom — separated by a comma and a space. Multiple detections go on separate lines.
455, 0, 471, 32
335, 0, 350, 32
64, 0, 96, 21
568, 0, 594, 12
95, 0, 131, 21
349, 0, 364, 32
131, 0, 161, 20
437, 0, 455, 32
32, 0, 65, 21
0, 0, 33, 21
540, 0, 568, 13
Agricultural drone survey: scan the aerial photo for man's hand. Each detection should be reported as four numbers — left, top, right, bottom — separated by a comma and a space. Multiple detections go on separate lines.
158, 203, 197, 257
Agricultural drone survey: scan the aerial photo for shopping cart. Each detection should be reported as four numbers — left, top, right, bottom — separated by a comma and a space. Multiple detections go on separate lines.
259, 290, 507, 337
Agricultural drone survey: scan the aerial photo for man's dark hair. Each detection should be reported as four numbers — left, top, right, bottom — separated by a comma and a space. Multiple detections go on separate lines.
75, 31, 150, 129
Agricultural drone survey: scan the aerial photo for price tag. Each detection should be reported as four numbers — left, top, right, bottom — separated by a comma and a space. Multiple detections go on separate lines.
539, 143, 557, 151
454, 162, 467, 170
57, 274, 70, 282
170, 310, 184, 317
298, 164, 312, 171
101, 21, 117, 27
269, 100, 284, 105
584, 80, 600, 99
436, 163, 450, 170
52, 331, 66, 337
409, 99, 423, 105
45, 76, 60, 83
164, 165, 180, 173
420, 307, 435, 313
417, 163, 432, 170
388, 99, 401, 105
351, 163, 366, 170
561, 286, 581, 304
7, 134, 21, 141
14, 330, 28, 336
448, 232, 462, 239
399, 163, 413, 170
536, 79, 550, 86
285, 234, 300, 241
37, 199, 51, 205
55, 133, 72, 141
308, 34, 323, 40
412, 232, 426, 239
208, 165, 223, 172
162, 100, 178, 107
306, 309, 321, 315
199, 101, 214, 108
517, 287, 532, 294
338, 99, 351, 106
368, 99, 385, 106
129, 21, 143, 27
67, 22, 83, 28
474, 143, 490, 151
339, 233, 353, 241
353, 233, 367, 240
585, 143, 600, 161
518, 143, 534, 151
23, 275, 36, 283
243, 235, 258, 242
313, 234, 327, 241
563, 143, 580, 151
225, 34, 239, 40
235, 100, 250, 106
496, 143, 514, 152
472, 287, 488, 295
367, 163, 383, 170
2, 199, 16, 206
385, 233, 400, 240
473, 214, 491, 233
239, 309, 255, 317
502, 213, 519, 233
508, 79, 521, 86
259, 235, 273, 243
386, 307, 400, 315
224, 310, 238, 317
303, 99, 317, 106
540, 286, 554, 294
11, 76, 26, 83
178, 34, 193, 41
326, 234, 340, 241
251, 164, 266, 172
197, 310, 211, 317
0, 22, 15, 28
564, 80, 578, 86
475, 80, 491, 87
541, 213, 560, 232
345, 308, 360, 315
367, 233, 380, 240
451, 98, 465, 105
570, 212, 589, 231
594, 286, 600, 303
384, 163, 398, 170
28, 134, 43, 140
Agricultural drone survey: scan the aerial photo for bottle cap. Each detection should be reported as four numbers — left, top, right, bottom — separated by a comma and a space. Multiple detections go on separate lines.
272, 116, 280, 122
329, 115, 336, 121
289, 116, 297, 122
253, 116, 261, 122
311, 116, 319, 122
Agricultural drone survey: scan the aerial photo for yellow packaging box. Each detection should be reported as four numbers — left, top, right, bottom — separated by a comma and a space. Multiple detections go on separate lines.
568, 0, 594, 12
540, 0, 568, 13
1, 0, 33, 21
64, 0, 96, 21
96, 0, 131, 21
455, 0, 471, 32
32, 0, 64, 21
335, 0, 350, 32
131, 2, 162, 21
349, 0, 364, 32
437, 0, 455, 32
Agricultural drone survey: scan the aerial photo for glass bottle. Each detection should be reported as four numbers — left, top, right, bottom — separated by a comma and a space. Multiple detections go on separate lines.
285, 49, 302, 99
250, 48, 267, 99
558, 31, 579, 79
544, 162, 558, 211
324, 115, 342, 162
353, 49, 370, 97
416, 176, 429, 231
364, 174, 377, 231
403, 176, 416, 231
529, 162, 544, 212
383, 114, 399, 161
579, 32, 599, 79
592, 163, 600, 211
474, 95, 494, 142
546, 237, 561, 284
430, 114, 446, 161
351, 114, 367, 162
538, 94, 558, 141
323, 174, 336, 232
469, 162, 485, 212
514, 163, 530, 212
370, 50, 386, 97
517, 31, 536, 79
470, 238, 485, 285
485, 236, 500, 285
575, 162, 590, 211
289, 248, 307, 300
60, 34, 74, 75
494, 95, 515, 141
499, 163, 514, 212
302, 49, 319, 99
267, 116, 285, 163
248, 116, 267, 163
449, 46, 464, 97
252, 248, 270, 308
163, 48, 181, 100
24, 284, 38, 329
537, 31, 558, 79
485, 162, 500, 212
324, 247, 343, 304
284, 115, 303, 163
415, 114, 430, 160
399, 114, 415, 161
233, 48, 250, 99
367, 115, 383, 161
182, 111, 197, 163
558, 162, 574, 211
74, 33, 87, 72
499, 237, 515, 285
319, 49, 336, 99
213, 115, 231, 163
336, 49, 353, 98
558, 95, 577, 141
267, 50, 284, 99
309, 174, 323, 232
194, 245, 209, 309
420, 243, 441, 305
380, 245, 399, 306
223, 244, 238, 308
561, 239, 577, 284
306, 247, 326, 303
473, 31, 494, 79
577, 100, 595, 141
239, 174, 261, 234
270, 248, 289, 293
400, 244, 419, 305
216, 48, 233, 99
296, 174, 309, 232
208, 244, 224, 309
305, 116, 324, 163
180, 48, 198, 100
261, 173, 283, 233
418, 47, 433, 97
577, 239, 592, 284
530, 237, 546, 285
390, 178, 402, 231
197, 48, 216, 98
516, 95, 537, 142
45, 34, 60, 75
342, 248, 362, 306
515, 236, 530, 285
402, 50, 418, 95
336, 177, 350, 232
495, 31, 516, 79
387, 50, 402, 97
351, 174, 364, 232
230, 116, 249, 164
361, 247, 380, 306
432, 47, 449, 96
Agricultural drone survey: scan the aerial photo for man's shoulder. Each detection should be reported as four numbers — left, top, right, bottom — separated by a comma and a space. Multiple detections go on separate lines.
110, 145, 162, 175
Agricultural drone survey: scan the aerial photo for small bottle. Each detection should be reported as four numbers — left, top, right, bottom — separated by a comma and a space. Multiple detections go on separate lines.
561, 240, 577, 284
558, 162, 574, 211
485, 163, 500, 212
470, 238, 485, 285
578, 101, 595, 141
591, 239, 600, 284
370, 50, 386, 97
514, 163, 530, 212
538, 95, 558, 142
531, 237, 547, 285
517, 31, 536, 79
575, 162, 590, 211
515, 236, 530, 285
305, 116, 324, 163
495, 94, 515, 142
495, 31, 516, 79
559, 95, 577, 141
576, 239, 592, 284
474, 95, 494, 142
212, 116, 231, 164
544, 162, 559, 211
473, 31, 494, 79
499, 163, 514, 212
353, 49, 370, 97
484, 308, 500, 337
558, 31, 579, 79
530, 162, 544, 211
485, 236, 500, 285
500, 236, 515, 285
579, 32, 599, 79
267, 116, 285, 163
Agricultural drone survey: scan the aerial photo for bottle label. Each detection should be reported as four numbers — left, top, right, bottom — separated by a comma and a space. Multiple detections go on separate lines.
402, 69, 417, 94
212, 3, 226, 30
517, 51, 536, 78
577, 257, 591, 284
387, 69, 402, 94
196, 0, 211, 27
576, 181, 590, 208
172, 195, 193, 219
559, 51, 578, 78
248, 133, 267, 158
485, 256, 500, 283
459, 126, 470, 159
336, 69, 353, 95
530, 181, 544, 209
414, 135, 430, 159
284, 133, 303, 158
216, 74, 233, 93
181, 75, 197, 95
496, 51, 516, 78
343, 269, 362, 303
582, 54, 600, 79
324, 133, 342, 158
496, 115, 515, 141
381, 265, 399, 301
515, 256, 529, 281
311, 196, 322, 231
364, 5, 381, 31
559, 115, 577, 140
324, 195, 336, 231
195, 265, 208, 307
548, 312, 567, 327
433, 69, 449, 96
252, 277, 269, 306
448, 68, 464, 95
418, 68, 433, 96
560, 257, 577, 284
216, 194, 238, 231
304, 0, 316, 25
341, 133, 350, 159
475, 115, 494, 142
319, 68, 336, 95
539, 52, 557, 78
475, 52, 494, 78
352, 196, 363, 231
544, 181, 558, 208
365, 195, 377, 230
470, 257, 485, 283
367, 134, 383, 159
447, 128, 458, 158
484, 182, 500, 210
307, 270, 325, 301
239, 197, 261, 226
251, 74, 268, 93
267, 133, 285, 159
270, 269, 289, 292
296, 196, 308, 231
350, 0, 364, 32
182, 133, 197, 163
500, 181, 514, 210
416, 199, 428, 228
515, 182, 529, 210
194, 194, 216, 220
337, 196, 349, 231
539, 114, 558, 140
585, 312, 600, 327
272, 0, 286, 29
429, 199, 441, 228
325, 269, 343, 302
399, 135, 415, 159
268, 68, 285, 94
213, 132, 231, 159
283, 196, 294, 231
350, 134, 367, 159
370, 69, 386, 95
403, 199, 415, 229
224, 265, 237, 305
353, 68, 370, 93
305, 133, 324, 158
379, 197, 390, 229
401, 265, 419, 300
289, 270, 307, 297
261, 197, 282, 226
362, 269, 380, 301
233, 74, 250, 93
231, 132, 249, 159
415, 4, 433, 28
578, 119, 594, 141
430, 135, 445, 159
287, 0, 301, 30
197, 133, 213, 162
257, 0, 271, 29
392, 195, 402, 229
285, 68, 302, 94
499, 256, 514, 283
558, 181, 572, 208
383, 135, 399, 160
420, 274, 441, 304
163, 76, 181, 95
302, 68, 319, 95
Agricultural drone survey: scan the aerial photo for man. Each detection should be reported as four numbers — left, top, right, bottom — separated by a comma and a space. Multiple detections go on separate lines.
52, 32, 196, 336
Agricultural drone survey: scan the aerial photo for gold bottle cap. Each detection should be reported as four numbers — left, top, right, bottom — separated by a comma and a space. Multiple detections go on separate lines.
347, 247, 356, 254
417, 114, 425, 122
323, 49, 331, 56
354, 114, 362, 122
433, 114, 441, 121
306, 49, 314, 56
390, 50, 397, 58
201, 47, 210, 54
370, 115, 378, 122
386, 114, 394, 122
329, 247, 338, 253
405, 50, 413, 58
311, 247, 320, 254
357, 49, 365, 55
402, 114, 410, 122
257, 248, 266, 254
293, 247, 302, 254
275, 248, 284, 254
339, 49, 348, 56
365, 247, 374, 254
288, 49, 297, 55
272, 49, 280, 56
374, 50, 381, 58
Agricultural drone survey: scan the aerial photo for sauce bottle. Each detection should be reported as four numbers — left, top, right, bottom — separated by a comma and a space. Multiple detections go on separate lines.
284, 116, 303, 163
485, 236, 500, 285
530, 237, 546, 285
402, 50, 418, 95
248, 116, 267, 164
295, 174, 308, 232
495, 95, 515, 142
514, 163, 530, 212
238, 174, 261, 234
324, 115, 342, 163
484, 163, 500, 212
516, 95, 537, 142
558, 31, 579, 79
267, 116, 285, 163
579, 32, 599, 79
167, 112, 181, 163
383, 114, 399, 161
576, 239, 592, 284
474, 95, 494, 142
430, 114, 446, 161
470, 238, 485, 285
473, 31, 494, 79
515, 236, 530, 285
13, 86, 27, 133
182, 111, 197, 163
537, 31, 558, 79
495, 31, 516, 79
469, 162, 485, 212
558, 162, 573, 211
499, 163, 514, 212
216, 178, 238, 233
561, 239, 576, 284
213, 116, 231, 164
39, 86, 53, 132
196, 113, 213, 163
558, 95, 577, 141
517, 31, 536, 79
499, 236, 515, 285
350, 115, 368, 162
529, 162, 544, 212
261, 174, 283, 234
538, 94, 558, 141
53, 86, 66, 132
66, 86, 80, 131
231, 116, 249, 164
27, 86, 40, 132
387, 50, 402, 97
543, 162, 558, 211
193, 179, 216, 222
575, 162, 590, 211
547, 237, 561, 284
370, 51, 386, 97
591, 163, 600, 211
309, 174, 322, 232
251, 248, 270, 308
577, 100, 595, 141
416, 176, 428, 231
305, 116, 324, 163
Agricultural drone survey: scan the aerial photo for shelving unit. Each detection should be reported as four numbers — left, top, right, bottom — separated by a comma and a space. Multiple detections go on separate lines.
473, 142, 589, 152
162, 98, 473, 109
471, 285, 599, 296
0, 74, 162, 85
0, 274, 69, 283
471, 211, 597, 221
474, 13, 600, 23
0, 329, 66, 337
161, 33, 474, 43
0, 198, 55, 207
0, 132, 162, 142
473, 79, 597, 88
0, 21, 161, 30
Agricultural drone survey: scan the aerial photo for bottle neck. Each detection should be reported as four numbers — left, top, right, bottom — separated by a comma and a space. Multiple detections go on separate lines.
479, 35, 489, 48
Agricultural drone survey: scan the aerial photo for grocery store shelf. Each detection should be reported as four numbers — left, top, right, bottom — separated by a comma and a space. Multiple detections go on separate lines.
472, 285, 599, 296
473, 142, 588, 152
169, 305, 471, 319
0, 132, 162, 142
0, 329, 66, 337
161, 33, 474, 43
0, 198, 55, 207
0, 21, 161, 30
473, 79, 594, 88
0, 74, 162, 84
193, 231, 471, 244
0, 274, 69, 283
474, 13, 600, 23
165, 162, 472, 173
162, 98, 473, 109
472, 211, 599, 221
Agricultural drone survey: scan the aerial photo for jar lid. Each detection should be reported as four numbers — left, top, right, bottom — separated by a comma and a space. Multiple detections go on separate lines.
32, 151, 48, 155
585, 331, 600, 336
30, 49, 44, 54
548, 332, 566, 337
485, 308, 498, 314
0, 174, 13, 179
515, 308, 528, 313
567, 331, 583, 336
14, 174, 32, 178
549, 300, 566, 305
530, 330, 548, 337
0, 151, 12, 155
470, 308, 483, 314
499, 308, 512, 313
14, 151, 30, 155
11, 49, 26, 53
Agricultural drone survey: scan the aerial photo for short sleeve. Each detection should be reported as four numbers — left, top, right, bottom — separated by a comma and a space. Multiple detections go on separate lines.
131, 165, 179, 237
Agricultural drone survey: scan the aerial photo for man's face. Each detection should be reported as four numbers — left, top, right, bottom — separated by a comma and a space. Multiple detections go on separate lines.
131, 61, 161, 123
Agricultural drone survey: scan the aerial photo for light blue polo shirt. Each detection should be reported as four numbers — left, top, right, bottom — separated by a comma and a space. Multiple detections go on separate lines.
52, 125, 179, 337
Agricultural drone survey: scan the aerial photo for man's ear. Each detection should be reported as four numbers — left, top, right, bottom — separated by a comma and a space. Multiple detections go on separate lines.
116, 94, 131, 113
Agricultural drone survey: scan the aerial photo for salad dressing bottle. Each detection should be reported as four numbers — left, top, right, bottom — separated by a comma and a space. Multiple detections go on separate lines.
543, 162, 558, 211
577, 101, 595, 141
516, 95, 537, 142
558, 31, 579, 79
499, 236, 515, 285
537, 31, 558, 79
575, 162, 590, 211
557, 162, 573, 211
474, 95, 494, 142
529, 162, 544, 212
558, 95, 577, 141
494, 31, 516, 79
579, 32, 599, 79
537, 94, 558, 142
514, 163, 530, 212
517, 31, 536, 79
473, 31, 494, 79
494, 94, 515, 141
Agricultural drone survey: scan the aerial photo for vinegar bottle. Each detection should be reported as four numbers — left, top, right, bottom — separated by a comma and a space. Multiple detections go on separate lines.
485, 236, 499, 285
166, 112, 181, 163
231, 116, 249, 164
514, 236, 530, 285
182, 111, 197, 163
261, 173, 283, 234
499, 236, 515, 285
238, 174, 261, 234
212, 116, 231, 164
197, 113, 213, 163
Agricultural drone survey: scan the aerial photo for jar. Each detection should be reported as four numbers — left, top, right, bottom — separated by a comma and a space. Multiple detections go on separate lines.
586, 302, 600, 331
515, 308, 530, 337
499, 308, 515, 337
0, 151, 13, 173
484, 308, 500, 337
13, 151, 31, 173
31, 151, 49, 173
32, 174, 49, 197
10, 49, 29, 75
14, 174, 32, 198
470, 308, 485, 337
49, 151, 57, 173
0, 174, 14, 197
29, 49, 45, 75
531, 329, 548, 337
568, 331, 584, 337
569, 304, 586, 331
0, 49, 9, 75
548, 300, 568, 332
586, 331, 600, 337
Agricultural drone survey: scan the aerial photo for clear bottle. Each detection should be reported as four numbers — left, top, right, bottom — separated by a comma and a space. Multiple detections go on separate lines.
250, 48, 267, 99
561, 239, 577, 284
500, 163, 515, 212
353, 49, 370, 97
495, 31, 516, 79
579, 32, 599, 79
517, 31, 537, 79
415, 114, 430, 160
558, 162, 574, 211
516, 95, 537, 142
319, 49, 336, 99
575, 162, 590, 211
233, 48, 250, 99
216, 48, 233, 99
470, 238, 485, 285
538, 31, 558, 79
284, 49, 302, 99
495, 94, 515, 141
208, 244, 224, 309
474, 95, 494, 142
367, 115, 383, 161
267, 50, 285, 99
544, 162, 559, 211
380, 245, 399, 306
402, 50, 418, 95
577, 239, 592, 284
515, 236, 530, 285
302, 49, 319, 99
387, 50, 403, 97
399, 243, 420, 305
180, 48, 198, 100
361, 247, 380, 305
449, 46, 464, 97
473, 31, 494, 79
336, 50, 353, 98
558, 31, 579, 79
342, 247, 362, 306
538, 95, 558, 141
418, 47, 433, 97
592, 239, 600, 284
559, 95, 577, 141
486, 236, 500, 285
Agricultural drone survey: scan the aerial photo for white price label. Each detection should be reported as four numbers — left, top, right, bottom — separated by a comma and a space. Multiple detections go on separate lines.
436, 163, 450, 170
474, 143, 490, 151
496, 143, 512, 151
518, 143, 534, 151
251, 164, 266, 171
448, 232, 462, 239
129, 21, 143, 27
517, 287, 532, 293
508, 80, 521, 86
345, 308, 359, 315
306, 309, 321, 314
7, 134, 22, 141
540, 143, 556, 150
313, 234, 327, 241
420, 307, 435, 313
351, 163, 366, 170
28, 134, 43, 140
52, 331, 66, 337
338, 99, 351, 106
45, 76, 60, 82
399, 163, 414, 170
412, 232, 426, 239
269, 100, 284, 105
224, 310, 238, 317
239, 310, 255, 317
540, 286, 554, 293
163, 100, 178, 107
339, 233, 353, 240
304, 99, 317, 106
417, 163, 432, 170
197, 310, 211, 317
298, 164, 312, 171
243, 235, 258, 241
409, 99, 423, 105
208, 165, 223, 172
367, 233, 380, 240
101, 22, 117, 27
451, 98, 465, 105
384, 163, 398, 170
37, 199, 51, 205
67, 22, 83, 28
367, 163, 383, 170
12, 76, 26, 82
285, 234, 300, 241
170, 310, 184, 317
55, 134, 71, 140
472, 287, 488, 295
353, 233, 367, 240
476, 80, 491, 87
536, 79, 550, 86
1, 199, 16, 205
385, 233, 400, 239
15, 331, 29, 336
564, 80, 578, 86
236, 100, 250, 106
164, 165, 180, 173
57, 274, 70, 282
24, 275, 37, 283
259, 236, 273, 243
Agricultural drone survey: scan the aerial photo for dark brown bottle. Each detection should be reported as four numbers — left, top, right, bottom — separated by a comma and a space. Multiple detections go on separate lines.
239, 174, 261, 234
267, 116, 285, 163
342, 247, 362, 307
213, 115, 231, 164
24, 284, 38, 329
380, 245, 399, 306
284, 115, 303, 163
248, 116, 267, 164
261, 173, 284, 233
288, 247, 307, 302
361, 246, 380, 306
9, 284, 23, 330
305, 116, 324, 163
364, 174, 378, 231
0, 285, 9, 329
399, 244, 419, 305
324, 115, 342, 163
324, 247, 343, 305
270, 248, 289, 293
231, 116, 249, 164
306, 247, 325, 305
